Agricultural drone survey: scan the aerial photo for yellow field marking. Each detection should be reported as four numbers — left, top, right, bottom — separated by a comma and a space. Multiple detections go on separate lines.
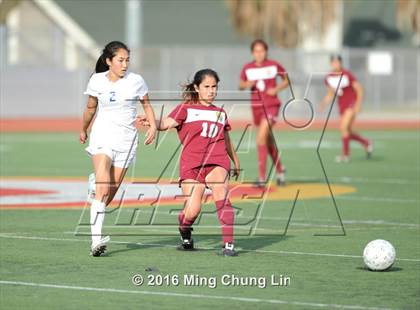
0, 175, 356, 209
258, 183, 356, 201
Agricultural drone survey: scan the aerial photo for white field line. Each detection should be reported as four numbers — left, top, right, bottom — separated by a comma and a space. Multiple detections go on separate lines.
92, 220, 419, 230
342, 220, 419, 228
0, 233, 418, 262
77, 208, 420, 229
294, 176, 419, 185
0, 280, 395, 310
90, 225, 418, 234
336, 196, 419, 204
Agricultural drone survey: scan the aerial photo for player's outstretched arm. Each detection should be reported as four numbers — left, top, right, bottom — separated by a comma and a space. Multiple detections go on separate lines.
136, 115, 179, 131
80, 96, 98, 144
139, 94, 157, 145
156, 117, 179, 131
224, 131, 240, 179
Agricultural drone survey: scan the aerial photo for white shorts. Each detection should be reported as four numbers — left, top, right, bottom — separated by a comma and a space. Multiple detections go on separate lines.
86, 145, 136, 168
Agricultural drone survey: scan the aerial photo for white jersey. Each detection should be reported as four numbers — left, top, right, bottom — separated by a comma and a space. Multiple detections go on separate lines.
84, 71, 148, 152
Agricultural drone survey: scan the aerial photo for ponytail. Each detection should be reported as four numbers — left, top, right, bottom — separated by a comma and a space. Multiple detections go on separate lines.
182, 68, 220, 103
182, 82, 199, 102
95, 54, 108, 73
94, 41, 130, 73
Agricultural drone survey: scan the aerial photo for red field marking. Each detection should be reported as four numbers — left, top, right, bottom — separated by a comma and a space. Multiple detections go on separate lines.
0, 185, 269, 210
0, 188, 57, 196
1, 118, 419, 132
0, 198, 185, 209
0, 176, 356, 210
0, 118, 84, 132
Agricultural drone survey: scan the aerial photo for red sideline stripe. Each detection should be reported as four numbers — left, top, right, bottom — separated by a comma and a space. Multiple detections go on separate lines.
0, 198, 185, 209
0, 184, 268, 209
0, 188, 57, 196
0, 118, 419, 132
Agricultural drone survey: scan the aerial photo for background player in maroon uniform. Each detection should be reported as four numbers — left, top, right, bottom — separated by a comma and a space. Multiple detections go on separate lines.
139, 69, 240, 256
239, 39, 289, 186
320, 55, 372, 162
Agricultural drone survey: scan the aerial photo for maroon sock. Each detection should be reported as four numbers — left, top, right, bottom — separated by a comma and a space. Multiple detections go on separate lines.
268, 143, 283, 173
178, 212, 196, 231
215, 199, 234, 244
257, 145, 268, 180
342, 136, 350, 156
349, 133, 369, 148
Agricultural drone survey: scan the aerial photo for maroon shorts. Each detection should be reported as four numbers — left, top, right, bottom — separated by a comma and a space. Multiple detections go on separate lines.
179, 164, 228, 187
338, 101, 355, 115
252, 105, 280, 125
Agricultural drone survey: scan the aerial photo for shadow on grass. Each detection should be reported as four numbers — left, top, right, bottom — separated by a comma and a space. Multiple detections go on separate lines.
353, 155, 385, 163
356, 266, 403, 272
106, 232, 292, 257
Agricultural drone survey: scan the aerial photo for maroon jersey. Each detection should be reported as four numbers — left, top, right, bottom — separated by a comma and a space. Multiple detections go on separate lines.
325, 69, 357, 113
168, 102, 231, 173
240, 59, 287, 108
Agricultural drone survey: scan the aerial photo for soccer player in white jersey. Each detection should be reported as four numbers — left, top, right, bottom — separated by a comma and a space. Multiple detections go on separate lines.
79, 41, 157, 256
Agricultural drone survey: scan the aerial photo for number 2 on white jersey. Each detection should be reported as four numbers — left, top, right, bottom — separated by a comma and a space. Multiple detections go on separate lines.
200, 122, 218, 138
109, 91, 116, 102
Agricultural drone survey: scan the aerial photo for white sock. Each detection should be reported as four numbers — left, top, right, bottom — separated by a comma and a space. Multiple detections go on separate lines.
88, 173, 96, 194
90, 199, 106, 246
87, 173, 96, 203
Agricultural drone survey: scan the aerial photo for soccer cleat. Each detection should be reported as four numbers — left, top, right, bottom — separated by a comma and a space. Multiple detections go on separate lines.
253, 178, 266, 188
177, 238, 195, 251
366, 141, 373, 159
87, 173, 96, 203
177, 227, 194, 251
221, 242, 238, 257
90, 235, 110, 257
335, 155, 350, 163
276, 168, 286, 186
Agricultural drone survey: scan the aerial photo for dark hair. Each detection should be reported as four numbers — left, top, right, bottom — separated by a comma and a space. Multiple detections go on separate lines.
250, 39, 268, 51
95, 41, 130, 73
182, 69, 220, 102
330, 54, 342, 63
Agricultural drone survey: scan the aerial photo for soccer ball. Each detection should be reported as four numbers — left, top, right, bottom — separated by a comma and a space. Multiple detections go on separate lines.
363, 239, 396, 271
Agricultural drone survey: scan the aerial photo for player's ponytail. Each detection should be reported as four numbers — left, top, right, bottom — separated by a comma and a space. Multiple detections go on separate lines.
94, 41, 130, 73
95, 54, 108, 73
182, 68, 220, 103
182, 82, 198, 102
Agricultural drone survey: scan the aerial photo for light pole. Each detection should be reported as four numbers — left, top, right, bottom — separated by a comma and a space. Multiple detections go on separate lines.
125, 0, 142, 70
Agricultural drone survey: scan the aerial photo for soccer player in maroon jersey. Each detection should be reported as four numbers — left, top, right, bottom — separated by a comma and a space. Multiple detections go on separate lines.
320, 55, 373, 163
239, 39, 289, 186
139, 69, 240, 256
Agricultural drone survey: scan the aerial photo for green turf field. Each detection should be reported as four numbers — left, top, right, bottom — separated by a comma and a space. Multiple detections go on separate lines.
0, 129, 419, 309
